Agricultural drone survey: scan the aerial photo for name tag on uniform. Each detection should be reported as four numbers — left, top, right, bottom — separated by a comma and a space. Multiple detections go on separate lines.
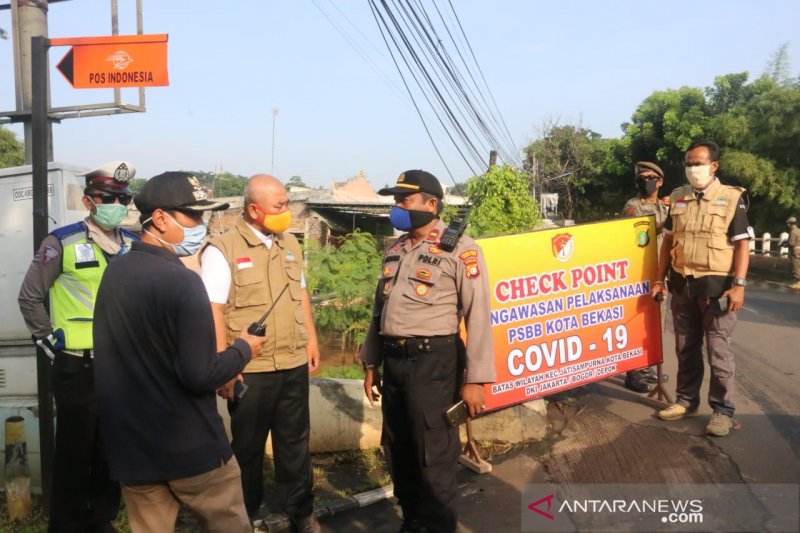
74, 243, 99, 269
236, 257, 253, 270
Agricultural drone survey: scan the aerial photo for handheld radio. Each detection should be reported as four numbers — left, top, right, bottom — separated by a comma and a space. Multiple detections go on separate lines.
247, 284, 290, 336
438, 205, 472, 252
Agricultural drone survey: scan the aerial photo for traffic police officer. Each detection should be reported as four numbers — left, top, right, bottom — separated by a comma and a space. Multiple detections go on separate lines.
651, 141, 753, 437
360, 170, 496, 533
18, 161, 138, 531
621, 161, 670, 392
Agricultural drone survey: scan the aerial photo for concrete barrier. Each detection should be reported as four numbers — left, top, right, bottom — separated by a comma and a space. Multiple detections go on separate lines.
215, 377, 548, 455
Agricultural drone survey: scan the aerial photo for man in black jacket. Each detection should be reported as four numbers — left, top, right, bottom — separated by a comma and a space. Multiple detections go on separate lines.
93, 172, 266, 532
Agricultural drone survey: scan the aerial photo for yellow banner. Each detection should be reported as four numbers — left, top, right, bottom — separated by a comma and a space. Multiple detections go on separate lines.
478, 217, 662, 410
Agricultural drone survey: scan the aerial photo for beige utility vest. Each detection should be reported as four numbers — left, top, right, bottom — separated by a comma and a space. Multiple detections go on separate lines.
206, 218, 307, 372
668, 180, 744, 278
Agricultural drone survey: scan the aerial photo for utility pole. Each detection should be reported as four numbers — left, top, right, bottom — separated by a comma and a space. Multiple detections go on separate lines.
271, 107, 279, 174
10, 0, 53, 163
488, 149, 497, 170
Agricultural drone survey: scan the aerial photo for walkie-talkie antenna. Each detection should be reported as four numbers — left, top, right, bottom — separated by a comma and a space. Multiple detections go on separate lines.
248, 284, 290, 336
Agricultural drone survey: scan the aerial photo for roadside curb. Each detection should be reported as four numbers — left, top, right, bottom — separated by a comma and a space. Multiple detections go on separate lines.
256, 484, 394, 532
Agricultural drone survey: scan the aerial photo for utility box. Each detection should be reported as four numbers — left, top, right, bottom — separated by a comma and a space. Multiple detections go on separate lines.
0, 162, 89, 492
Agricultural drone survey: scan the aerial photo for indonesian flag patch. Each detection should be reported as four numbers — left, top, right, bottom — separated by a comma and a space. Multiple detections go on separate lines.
236, 257, 254, 270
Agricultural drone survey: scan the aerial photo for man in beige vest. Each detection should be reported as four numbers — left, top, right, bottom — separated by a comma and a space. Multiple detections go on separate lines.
200, 175, 320, 532
651, 140, 753, 437
621, 161, 670, 393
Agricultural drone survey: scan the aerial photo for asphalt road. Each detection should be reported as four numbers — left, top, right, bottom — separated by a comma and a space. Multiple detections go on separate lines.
320, 283, 800, 532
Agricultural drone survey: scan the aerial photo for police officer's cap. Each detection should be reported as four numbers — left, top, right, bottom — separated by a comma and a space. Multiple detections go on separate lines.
634, 161, 664, 179
378, 170, 444, 199
135, 171, 229, 220
79, 161, 135, 195
788, 216, 798, 224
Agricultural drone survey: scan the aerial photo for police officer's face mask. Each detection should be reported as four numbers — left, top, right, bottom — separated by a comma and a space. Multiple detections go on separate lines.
389, 206, 437, 231
92, 202, 127, 230
635, 176, 659, 197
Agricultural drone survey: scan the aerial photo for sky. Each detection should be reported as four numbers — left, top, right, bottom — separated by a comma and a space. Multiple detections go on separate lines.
1, 1, 799, 191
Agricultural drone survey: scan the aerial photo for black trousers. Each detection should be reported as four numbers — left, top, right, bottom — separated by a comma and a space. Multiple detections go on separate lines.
50, 351, 120, 533
228, 364, 313, 520
381, 336, 462, 533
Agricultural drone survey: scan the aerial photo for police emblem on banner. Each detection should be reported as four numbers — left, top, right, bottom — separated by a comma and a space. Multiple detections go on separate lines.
551, 233, 574, 262
634, 221, 651, 247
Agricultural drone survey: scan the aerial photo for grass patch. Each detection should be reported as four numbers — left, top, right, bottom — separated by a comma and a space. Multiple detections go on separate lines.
316, 364, 365, 380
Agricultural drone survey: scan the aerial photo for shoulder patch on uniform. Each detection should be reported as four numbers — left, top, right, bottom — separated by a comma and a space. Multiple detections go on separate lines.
40, 245, 60, 264
465, 264, 480, 279
459, 249, 479, 263
285, 250, 296, 261
384, 254, 400, 263
426, 229, 440, 242
383, 266, 393, 276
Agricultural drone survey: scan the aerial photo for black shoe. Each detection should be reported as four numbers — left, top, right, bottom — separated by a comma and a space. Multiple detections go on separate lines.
624, 378, 655, 393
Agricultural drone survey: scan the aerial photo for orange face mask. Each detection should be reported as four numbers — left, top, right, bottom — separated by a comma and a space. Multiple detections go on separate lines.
253, 205, 291, 234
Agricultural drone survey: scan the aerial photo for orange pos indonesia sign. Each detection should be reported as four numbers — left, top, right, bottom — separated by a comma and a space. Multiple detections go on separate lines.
477, 216, 663, 411
54, 34, 169, 89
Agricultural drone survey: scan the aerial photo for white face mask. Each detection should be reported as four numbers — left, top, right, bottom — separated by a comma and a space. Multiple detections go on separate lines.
685, 164, 714, 189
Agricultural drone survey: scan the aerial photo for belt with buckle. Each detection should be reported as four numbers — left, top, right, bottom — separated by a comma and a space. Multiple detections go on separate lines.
381, 335, 455, 358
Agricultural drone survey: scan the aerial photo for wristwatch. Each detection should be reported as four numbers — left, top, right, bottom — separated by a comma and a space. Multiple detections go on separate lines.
732, 278, 748, 287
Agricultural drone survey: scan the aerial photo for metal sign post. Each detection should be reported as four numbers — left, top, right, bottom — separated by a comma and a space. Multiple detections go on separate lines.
30, 34, 54, 512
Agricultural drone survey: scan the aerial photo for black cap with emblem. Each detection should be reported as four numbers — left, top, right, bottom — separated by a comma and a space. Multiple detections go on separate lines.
134, 171, 230, 220
378, 169, 444, 199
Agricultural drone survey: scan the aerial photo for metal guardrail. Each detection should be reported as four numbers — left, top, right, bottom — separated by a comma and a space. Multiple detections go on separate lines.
750, 232, 791, 257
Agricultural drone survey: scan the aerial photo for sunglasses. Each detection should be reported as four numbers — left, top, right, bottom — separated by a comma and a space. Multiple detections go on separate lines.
91, 193, 133, 206
635, 174, 661, 181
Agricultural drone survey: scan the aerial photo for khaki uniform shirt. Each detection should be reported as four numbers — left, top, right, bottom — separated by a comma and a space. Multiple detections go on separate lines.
622, 196, 669, 248
789, 226, 800, 257
359, 220, 496, 384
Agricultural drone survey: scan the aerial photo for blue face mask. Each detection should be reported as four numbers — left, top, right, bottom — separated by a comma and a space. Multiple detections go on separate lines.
144, 213, 207, 257
173, 221, 207, 257
389, 205, 436, 231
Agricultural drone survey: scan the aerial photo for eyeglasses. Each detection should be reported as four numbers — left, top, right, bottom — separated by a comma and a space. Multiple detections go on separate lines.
635, 174, 660, 181
91, 193, 133, 206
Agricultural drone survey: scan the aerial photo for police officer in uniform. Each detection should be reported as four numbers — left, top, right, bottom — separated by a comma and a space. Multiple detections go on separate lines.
779, 216, 800, 288
18, 161, 138, 532
360, 170, 496, 533
621, 161, 670, 392
651, 141, 753, 437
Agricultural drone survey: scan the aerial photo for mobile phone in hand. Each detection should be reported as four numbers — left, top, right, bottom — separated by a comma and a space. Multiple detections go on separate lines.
233, 381, 249, 400
717, 296, 730, 314
445, 401, 470, 427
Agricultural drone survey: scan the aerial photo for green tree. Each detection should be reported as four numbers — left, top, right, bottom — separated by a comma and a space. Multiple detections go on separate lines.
305, 231, 382, 351
0, 126, 24, 168
465, 164, 541, 237
287, 175, 308, 188
524, 123, 607, 220
128, 178, 146, 194
211, 172, 247, 198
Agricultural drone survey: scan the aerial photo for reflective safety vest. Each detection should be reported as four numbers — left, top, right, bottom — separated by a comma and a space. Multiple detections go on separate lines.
49, 221, 136, 350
